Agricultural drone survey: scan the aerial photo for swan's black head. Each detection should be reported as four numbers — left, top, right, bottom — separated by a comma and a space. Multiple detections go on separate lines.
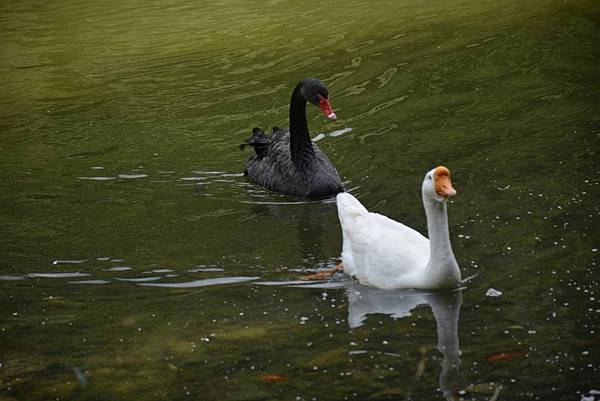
299, 77, 337, 121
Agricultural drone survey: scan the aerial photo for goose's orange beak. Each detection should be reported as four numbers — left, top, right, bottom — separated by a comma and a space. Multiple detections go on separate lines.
434, 166, 457, 198
318, 94, 337, 121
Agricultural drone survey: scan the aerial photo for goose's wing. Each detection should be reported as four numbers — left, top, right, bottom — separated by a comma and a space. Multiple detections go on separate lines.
336, 193, 429, 286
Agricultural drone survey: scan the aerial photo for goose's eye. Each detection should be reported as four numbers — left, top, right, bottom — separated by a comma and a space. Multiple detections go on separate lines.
428, 175, 432, 180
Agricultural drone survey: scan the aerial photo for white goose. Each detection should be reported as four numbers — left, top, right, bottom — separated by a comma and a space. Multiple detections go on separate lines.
336, 166, 461, 290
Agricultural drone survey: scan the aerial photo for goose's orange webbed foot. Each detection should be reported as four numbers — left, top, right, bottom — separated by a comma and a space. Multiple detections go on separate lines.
299, 263, 344, 281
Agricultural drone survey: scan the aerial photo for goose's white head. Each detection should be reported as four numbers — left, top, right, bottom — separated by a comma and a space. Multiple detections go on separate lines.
422, 166, 457, 202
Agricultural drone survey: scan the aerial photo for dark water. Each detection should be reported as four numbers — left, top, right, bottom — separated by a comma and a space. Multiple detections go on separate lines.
1, 0, 599, 399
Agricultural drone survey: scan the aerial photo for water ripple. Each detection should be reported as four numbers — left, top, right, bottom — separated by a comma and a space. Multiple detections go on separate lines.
116, 276, 162, 282
139, 276, 260, 288
69, 280, 111, 285
52, 259, 88, 265
28, 272, 90, 278
0, 275, 26, 281
347, 95, 409, 122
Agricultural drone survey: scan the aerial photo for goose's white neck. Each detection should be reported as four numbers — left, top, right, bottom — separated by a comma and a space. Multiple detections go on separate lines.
423, 197, 461, 287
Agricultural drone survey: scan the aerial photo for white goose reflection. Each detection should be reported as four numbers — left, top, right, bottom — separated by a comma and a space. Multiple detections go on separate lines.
346, 283, 463, 400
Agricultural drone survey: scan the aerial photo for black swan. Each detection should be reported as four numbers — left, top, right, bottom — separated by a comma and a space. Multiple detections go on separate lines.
240, 78, 344, 198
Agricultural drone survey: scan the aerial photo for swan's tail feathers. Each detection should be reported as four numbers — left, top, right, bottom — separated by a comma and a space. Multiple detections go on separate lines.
239, 127, 270, 158
272, 126, 286, 135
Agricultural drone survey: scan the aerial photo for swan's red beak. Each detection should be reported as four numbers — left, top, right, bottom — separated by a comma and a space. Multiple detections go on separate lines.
318, 94, 337, 121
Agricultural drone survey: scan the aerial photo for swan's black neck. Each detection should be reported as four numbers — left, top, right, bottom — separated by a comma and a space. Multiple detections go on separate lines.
289, 82, 314, 166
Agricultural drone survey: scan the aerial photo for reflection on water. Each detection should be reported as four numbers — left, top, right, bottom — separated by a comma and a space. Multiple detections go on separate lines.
139, 276, 260, 288
270, 279, 465, 399
347, 284, 463, 400
248, 200, 339, 269
68, 279, 111, 285
27, 272, 90, 278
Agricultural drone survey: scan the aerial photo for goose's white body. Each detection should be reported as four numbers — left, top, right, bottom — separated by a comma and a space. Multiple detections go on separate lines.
336, 167, 461, 290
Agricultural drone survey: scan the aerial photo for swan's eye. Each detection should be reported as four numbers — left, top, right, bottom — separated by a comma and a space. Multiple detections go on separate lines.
428, 175, 432, 180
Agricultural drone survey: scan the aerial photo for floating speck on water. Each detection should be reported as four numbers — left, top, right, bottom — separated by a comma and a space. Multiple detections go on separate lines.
486, 288, 503, 297
90, 166, 104, 170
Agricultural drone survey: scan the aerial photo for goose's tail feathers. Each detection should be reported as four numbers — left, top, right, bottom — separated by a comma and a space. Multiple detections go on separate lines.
336, 193, 370, 239
336, 193, 368, 217
336, 192, 370, 277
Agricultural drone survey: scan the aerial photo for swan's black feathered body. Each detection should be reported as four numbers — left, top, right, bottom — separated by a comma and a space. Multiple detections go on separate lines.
240, 78, 344, 198
241, 126, 343, 197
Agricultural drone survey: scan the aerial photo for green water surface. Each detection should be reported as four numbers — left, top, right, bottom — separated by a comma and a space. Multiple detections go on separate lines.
1, 0, 599, 400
